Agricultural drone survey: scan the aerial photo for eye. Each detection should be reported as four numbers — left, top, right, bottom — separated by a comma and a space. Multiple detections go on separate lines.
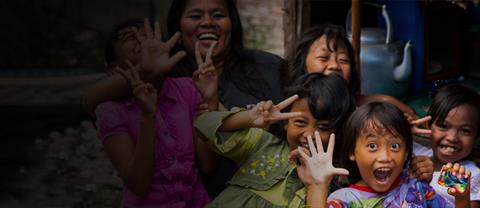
212, 12, 226, 19
460, 128, 473, 135
317, 123, 331, 131
367, 143, 377, 150
317, 56, 328, 61
338, 58, 350, 64
293, 119, 307, 127
188, 14, 201, 20
391, 143, 401, 151
435, 122, 448, 130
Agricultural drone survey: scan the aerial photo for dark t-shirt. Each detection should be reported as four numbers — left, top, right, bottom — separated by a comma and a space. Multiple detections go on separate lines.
218, 50, 285, 109
203, 50, 286, 198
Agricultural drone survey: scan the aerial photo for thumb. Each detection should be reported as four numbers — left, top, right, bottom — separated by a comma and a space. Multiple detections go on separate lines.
333, 168, 349, 176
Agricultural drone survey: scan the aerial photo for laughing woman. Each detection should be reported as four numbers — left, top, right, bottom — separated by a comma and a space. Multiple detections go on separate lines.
84, 0, 285, 199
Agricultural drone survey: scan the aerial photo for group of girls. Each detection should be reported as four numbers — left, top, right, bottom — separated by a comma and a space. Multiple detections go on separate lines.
84, 0, 480, 207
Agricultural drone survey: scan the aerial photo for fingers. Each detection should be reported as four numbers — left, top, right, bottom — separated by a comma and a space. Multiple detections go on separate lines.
195, 42, 203, 66
411, 115, 432, 125
143, 18, 153, 40
297, 146, 310, 160
275, 94, 299, 110
333, 168, 349, 176
327, 133, 335, 156
274, 112, 303, 120
413, 128, 432, 135
169, 51, 187, 66
205, 41, 217, 63
153, 21, 162, 41
166, 32, 182, 49
288, 149, 299, 163
314, 131, 323, 154
307, 135, 317, 155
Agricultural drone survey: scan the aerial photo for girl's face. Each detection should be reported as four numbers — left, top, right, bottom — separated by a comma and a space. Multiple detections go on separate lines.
306, 35, 351, 81
285, 98, 333, 152
113, 26, 145, 68
431, 104, 478, 164
180, 0, 232, 61
351, 122, 407, 192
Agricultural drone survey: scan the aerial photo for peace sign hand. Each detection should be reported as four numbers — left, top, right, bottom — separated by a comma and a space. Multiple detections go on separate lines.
114, 61, 157, 115
134, 18, 186, 80
193, 41, 218, 102
293, 132, 349, 186
408, 115, 432, 137
248, 95, 303, 129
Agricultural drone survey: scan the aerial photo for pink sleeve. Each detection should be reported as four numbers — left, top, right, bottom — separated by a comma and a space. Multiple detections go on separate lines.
95, 101, 130, 143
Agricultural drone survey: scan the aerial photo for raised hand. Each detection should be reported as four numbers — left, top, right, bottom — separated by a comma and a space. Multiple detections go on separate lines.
193, 41, 218, 102
248, 95, 302, 129
115, 61, 157, 115
407, 114, 432, 136
133, 18, 186, 79
445, 162, 471, 196
294, 132, 349, 186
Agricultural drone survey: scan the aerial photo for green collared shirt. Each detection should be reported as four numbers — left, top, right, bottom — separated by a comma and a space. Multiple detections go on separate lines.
194, 109, 307, 208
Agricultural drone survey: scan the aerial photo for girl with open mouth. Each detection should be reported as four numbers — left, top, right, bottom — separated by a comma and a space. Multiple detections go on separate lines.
295, 102, 471, 208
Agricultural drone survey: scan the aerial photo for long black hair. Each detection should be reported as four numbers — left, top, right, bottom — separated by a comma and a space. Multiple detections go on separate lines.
286, 24, 360, 96
166, 0, 274, 100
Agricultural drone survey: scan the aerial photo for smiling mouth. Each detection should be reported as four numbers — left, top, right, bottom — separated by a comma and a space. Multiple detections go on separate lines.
197, 33, 219, 41
439, 144, 459, 154
374, 168, 392, 183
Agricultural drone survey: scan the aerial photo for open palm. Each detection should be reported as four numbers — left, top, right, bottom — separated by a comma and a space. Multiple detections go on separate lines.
134, 18, 185, 79
296, 132, 349, 185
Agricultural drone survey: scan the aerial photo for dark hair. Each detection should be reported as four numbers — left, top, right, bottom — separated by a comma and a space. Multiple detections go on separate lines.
166, 0, 274, 100
429, 84, 480, 139
286, 73, 355, 131
286, 24, 360, 96
341, 102, 413, 184
104, 19, 144, 66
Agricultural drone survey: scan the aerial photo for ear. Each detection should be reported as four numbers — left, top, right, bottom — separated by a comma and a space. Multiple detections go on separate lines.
349, 154, 355, 161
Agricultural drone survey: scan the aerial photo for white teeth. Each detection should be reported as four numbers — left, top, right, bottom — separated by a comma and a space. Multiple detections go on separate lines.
440, 145, 457, 153
198, 33, 219, 40
377, 168, 391, 172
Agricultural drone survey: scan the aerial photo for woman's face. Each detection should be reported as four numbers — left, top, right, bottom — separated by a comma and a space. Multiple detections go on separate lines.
180, 0, 232, 61
306, 35, 351, 81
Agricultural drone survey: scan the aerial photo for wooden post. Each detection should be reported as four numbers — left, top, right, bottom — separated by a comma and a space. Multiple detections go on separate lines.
283, 0, 310, 58
351, 0, 361, 72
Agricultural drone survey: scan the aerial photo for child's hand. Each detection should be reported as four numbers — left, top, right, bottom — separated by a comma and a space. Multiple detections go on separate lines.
410, 155, 434, 182
193, 41, 218, 102
134, 18, 186, 79
292, 132, 349, 187
115, 62, 157, 115
445, 162, 471, 197
248, 95, 302, 128
407, 114, 432, 137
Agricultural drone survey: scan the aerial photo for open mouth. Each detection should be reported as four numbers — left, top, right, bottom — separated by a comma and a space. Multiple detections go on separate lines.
299, 142, 309, 149
373, 168, 392, 183
439, 144, 459, 154
197, 33, 219, 41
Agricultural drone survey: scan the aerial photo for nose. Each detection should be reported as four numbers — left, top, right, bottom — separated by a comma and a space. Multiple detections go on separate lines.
200, 14, 215, 27
325, 57, 341, 73
445, 129, 459, 143
376, 148, 392, 163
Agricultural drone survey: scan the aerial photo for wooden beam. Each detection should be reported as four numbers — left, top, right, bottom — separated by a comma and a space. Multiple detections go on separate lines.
351, 0, 361, 72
